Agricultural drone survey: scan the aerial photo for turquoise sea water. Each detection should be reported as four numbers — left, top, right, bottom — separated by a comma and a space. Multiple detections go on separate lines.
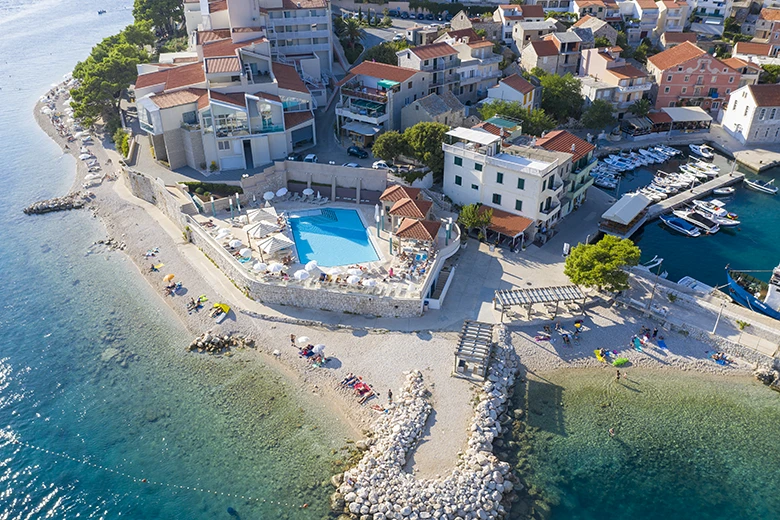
515, 369, 780, 520
0, 1, 349, 518
597, 148, 780, 286
289, 208, 379, 267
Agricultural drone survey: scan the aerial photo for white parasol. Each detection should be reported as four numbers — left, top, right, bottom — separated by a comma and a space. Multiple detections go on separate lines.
216, 228, 231, 239
79, 153, 92, 160
247, 207, 278, 223
276, 187, 288, 197
243, 220, 278, 238
327, 266, 344, 276
228, 239, 243, 249
303, 188, 314, 196
293, 269, 310, 281
304, 260, 319, 272
253, 262, 268, 272
364, 279, 377, 287
257, 234, 294, 254
268, 262, 285, 273
239, 248, 252, 258
346, 275, 361, 285
263, 191, 275, 201
312, 344, 326, 355
297, 336, 310, 344
347, 268, 363, 277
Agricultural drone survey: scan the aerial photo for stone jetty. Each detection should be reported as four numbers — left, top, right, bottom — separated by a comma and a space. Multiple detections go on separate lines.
23, 191, 92, 215
187, 330, 255, 355
333, 325, 519, 520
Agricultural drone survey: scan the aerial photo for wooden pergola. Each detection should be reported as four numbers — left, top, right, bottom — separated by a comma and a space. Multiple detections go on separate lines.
494, 285, 586, 321
453, 320, 494, 382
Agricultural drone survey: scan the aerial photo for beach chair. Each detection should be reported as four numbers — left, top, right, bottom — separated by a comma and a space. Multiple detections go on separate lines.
290, 193, 301, 202
315, 197, 329, 205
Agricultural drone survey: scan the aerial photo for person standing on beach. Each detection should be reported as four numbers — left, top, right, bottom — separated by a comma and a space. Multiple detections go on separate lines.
652, 327, 658, 339
616, 369, 621, 380
290, 334, 296, 347
387, 389, 393, 403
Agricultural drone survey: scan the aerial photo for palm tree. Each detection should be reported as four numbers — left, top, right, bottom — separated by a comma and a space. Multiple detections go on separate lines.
344, 18, 362, 48
629, 98, 651, 118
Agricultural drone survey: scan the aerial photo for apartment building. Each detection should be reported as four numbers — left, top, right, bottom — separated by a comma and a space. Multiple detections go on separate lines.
686, 0, 732, 22
754, 8, 780, 57
722, 84, 780, 143
721, 57, 762, 86
657, 0, 690, 33
619, 0, 660, 43
450, 10, 503, 41
579, 46, 653, 117
486, 74, 542, 110
521, 33, 583, 75
493, 4, 546, 45
572, 0, 623, 22
524, 0, 573, 13
659, 31, 697, 48
397, 42, 461, 97
733, 41, 780, 65
336, 62, 428, 146
571, 15, 619, 44
535, 130, 597, 217
433, 33, 504, 104
512, 20, 558, 51
646, 41, 740, 112
401, 91, 472, 129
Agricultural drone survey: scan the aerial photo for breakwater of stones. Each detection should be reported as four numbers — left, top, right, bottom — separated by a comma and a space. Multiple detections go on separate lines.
23, 191, 92, 214
187, 330, 255, 355
331, 324, 520, 519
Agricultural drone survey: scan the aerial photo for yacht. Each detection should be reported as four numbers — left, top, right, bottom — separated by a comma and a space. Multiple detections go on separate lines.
692, 199, 738, 221
689, 144, 715, 159
672, 209, 720, 234
726, 264, 780, 320
660, 214, 702, 237
743, 178, 778, 195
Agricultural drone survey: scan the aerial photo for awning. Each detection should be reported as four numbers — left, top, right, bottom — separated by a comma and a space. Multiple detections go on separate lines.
343, 121, 381, 136
601, 193, 651, 225
479, 205, 533, 238
648, 112, 673, 124
257, 234, 294, 254
377, 79, 399, 89
446, 127, 501, 146
661, 107, 713, 123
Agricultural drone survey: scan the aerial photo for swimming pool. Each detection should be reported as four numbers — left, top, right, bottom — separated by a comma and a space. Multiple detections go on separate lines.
288, 208, 380, 267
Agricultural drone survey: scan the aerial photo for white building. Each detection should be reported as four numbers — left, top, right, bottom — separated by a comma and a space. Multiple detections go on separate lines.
493, 4, 546, 45
486, 74, 542, 110
722, 84, 780, 143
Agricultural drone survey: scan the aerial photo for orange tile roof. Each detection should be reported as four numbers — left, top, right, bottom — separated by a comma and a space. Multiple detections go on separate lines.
748, 84, 780, 107
636, 0, 658, 9
272, 62, 309, 93
734, 42, 773, 56
468, 40, 494, 48
662, 32, 697, 44
394, 219, 441, 242
380, 185, 421, 203
196, 29, 231, 45
721, 57, 761, 72
647, 41, 705, 70
283, 111, 314, 129
530, 40, 559, 57
232, 27, 265, 33
149, 88, 207, 109
135, 68, 170, 89
479, 205, 533, 238
208, 0, 227, 13
280, 0, 327, 8
445, 28, 481, 42
535, 130, 595, 163
472, 122, 505, 137
388, 198, 433, 219
205, 57, 241, 73
210, 91, 246, 108
173, 56, 200, 64
573, 14, 596, 27
410, 42, 458, 60
500, 74, 535, 94
135, 62, 206, 91
249, 91, 283, 103
348, 61, 420, 83
760, 8, 780, 21
607, 64, 647, 79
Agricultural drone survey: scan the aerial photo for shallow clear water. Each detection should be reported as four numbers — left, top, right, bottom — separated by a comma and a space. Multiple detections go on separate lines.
0, 1, 350, 518
289, 208, 379, 267
518, 369, 780, 520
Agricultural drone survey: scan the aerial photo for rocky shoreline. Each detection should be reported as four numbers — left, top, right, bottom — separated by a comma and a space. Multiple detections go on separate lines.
187, 330, 256, 355
23, 191, 93, 214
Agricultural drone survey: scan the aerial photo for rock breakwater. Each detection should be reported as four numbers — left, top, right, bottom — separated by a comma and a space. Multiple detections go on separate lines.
334, 325, 519, 519
187, 330, 255, 355
23, 191, 92, 214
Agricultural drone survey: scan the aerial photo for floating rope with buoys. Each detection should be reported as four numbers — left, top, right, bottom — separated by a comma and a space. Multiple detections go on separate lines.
0, 430, 311, 510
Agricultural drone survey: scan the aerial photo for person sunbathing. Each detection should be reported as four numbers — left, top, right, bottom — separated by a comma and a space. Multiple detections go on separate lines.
339, 373, 355, 386
359, 390, 375, 404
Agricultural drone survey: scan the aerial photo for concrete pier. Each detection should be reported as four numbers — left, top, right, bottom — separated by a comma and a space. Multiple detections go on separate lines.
646, 172, 745, 220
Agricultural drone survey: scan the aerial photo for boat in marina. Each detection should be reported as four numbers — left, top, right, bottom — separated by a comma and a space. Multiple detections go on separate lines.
692, 199, 739, 221
693, 160, 719, 173
743, 178, 778, 195
594, 175, 618, 189
677, 276, 714, 295
726, 264, 780, 320
672, 209, 720, 234
713, 186, 736, 196
660, 214, 701, 237
680, 163, 715, 179
689, 144, 715, 159
655, 144, 681, 157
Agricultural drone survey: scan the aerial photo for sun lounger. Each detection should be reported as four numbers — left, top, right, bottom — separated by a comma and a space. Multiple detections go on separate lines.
290, 193, 301, 202
315, 197, 329, 205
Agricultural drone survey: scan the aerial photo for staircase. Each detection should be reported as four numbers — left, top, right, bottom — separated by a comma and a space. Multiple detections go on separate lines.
429, 266, 452, 300
422, 188, 451, 212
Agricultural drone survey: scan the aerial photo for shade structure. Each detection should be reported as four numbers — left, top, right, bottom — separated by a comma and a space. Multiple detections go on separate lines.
364, 279, 377, 287
263, 191, 275, 201
163, 273, 175, 282
216, 228, 231, 239
268, 262, 285, 273
327, 266, 344, 276
347, 268, 363, 277
239, 248, 252, 258
244, 220, 278, 238
297, 336, 310, 344
304, 260, 318, 271
346, 275, 361, 285
257, 234, 294, 254
228, 239, 243, 249
247, 207, 277, 223
303, 188, 314, 196
293, 269, 309, 281
276, 187, 288, 197
253, 262, 268, 272
312, 344, 326, 355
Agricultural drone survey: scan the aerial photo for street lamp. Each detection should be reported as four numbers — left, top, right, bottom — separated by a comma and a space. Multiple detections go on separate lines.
235, 192, 241, 213
647, 259, 664, 311
229, 198, 234, 220
712, 301, 726, 334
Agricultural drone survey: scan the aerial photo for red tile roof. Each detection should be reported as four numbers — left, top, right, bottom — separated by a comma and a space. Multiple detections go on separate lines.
388, 198, 433, 219
636, 0, 658, 9
134, 68, 169, 89
135, 62, 206, 91
410, 42, 458, 60
149, 88, 207, 109
380, 185, 421, 203
500, 74, 535, 95
232, 26, 265, 33
529, 40, 559, 57
204, 57, 241, 73
662, 32, 697, 44
607, 64, 647, 79
348, 61, 420, 83
196, 29, 231, 45
208, 0, 227, 13
472, 122, 506, 137
283, 111, 314, 129
210, 91, 246, 108
721, 57, 761, 72
249, 91, 283, 103
734, 41, 773, 56
444, 28, 481, 42
647, 41, 705, 70
573, 15, 596, 27
760, 8, 780, 21
280, 0, 327, 8
479, 206, 532, 238
173, 56, 200, 64
535, 130, 595, 163
394, 219, 441, 242
748, 84, 780, 107
272, 62, 309, 93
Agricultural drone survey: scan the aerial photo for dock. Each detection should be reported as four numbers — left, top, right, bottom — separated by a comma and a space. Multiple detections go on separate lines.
645, 172, 745, 220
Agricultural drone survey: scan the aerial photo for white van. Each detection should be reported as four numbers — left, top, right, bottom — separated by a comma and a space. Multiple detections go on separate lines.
304, 154, 318, 163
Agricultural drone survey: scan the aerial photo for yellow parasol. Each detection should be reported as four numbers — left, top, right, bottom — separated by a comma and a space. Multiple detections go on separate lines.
163, 274, 175, 282
213, 303, 230, 314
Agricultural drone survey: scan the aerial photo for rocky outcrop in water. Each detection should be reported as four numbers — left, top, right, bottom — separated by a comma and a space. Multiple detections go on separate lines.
334, 325, 519, 520
187, 330, 255, 355
753, 367, 779, 386
24, 191, 92, 214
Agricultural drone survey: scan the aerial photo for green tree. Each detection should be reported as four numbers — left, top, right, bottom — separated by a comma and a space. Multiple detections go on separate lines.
530, 67, 548, 78
475, 28, 487, 38
564, 235, 641, 292
594, 36, 612, 48
581, 99, 616, 129
372, 131, 408, 164
362, 40, 410, 65
122, 20, 156, 47
343, 18, 362, 47
760, 64, 780, 84
478, 100, 556, 137
539, 72, 583, 122
403, 122, 449, 177
133, 0, 183, 37
458, 204, 492, 240
629, 98, 651, 117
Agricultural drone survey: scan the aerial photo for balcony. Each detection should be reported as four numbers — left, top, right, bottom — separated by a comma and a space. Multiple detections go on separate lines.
336, 106, 390, 125
420, 58, 461, 72
272, 29, 330, 39
617, 82, 652, 93
269, 15, 329, 26
341, 85, 390, 103
430, 73, 460, 87
181, 122, 201, 131
275, 42, 331, 53
459, 70, 502, 85
252, 123, 284, 134
539, 201, 561, 216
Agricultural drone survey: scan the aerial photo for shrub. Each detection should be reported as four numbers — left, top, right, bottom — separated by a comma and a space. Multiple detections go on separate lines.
195, 187, 205, 195
112, 128, 130, 157
182, 182, 242, 197
209, 161, 218, 172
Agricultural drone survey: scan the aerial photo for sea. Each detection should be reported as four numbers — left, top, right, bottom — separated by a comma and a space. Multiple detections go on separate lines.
0, 1, 350, 518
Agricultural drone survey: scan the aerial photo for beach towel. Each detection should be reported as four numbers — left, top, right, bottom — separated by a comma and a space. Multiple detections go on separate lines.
632, 337, 643, 352
657, 340, 668, 349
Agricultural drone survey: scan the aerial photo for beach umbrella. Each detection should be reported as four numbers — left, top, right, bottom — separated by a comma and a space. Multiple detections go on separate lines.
263, 191, 275, 201
163, 274, 175, 282
268, 262, 285, 273
244, 221, 277, 238
257, 234, 294, 254
276, 187, 288, 197
347, 268, 363, 277
303, 188, 314, 196
346, 275, 361, 285
239, 248, 252, 258
327, 266, 344, 276
229, 239, 243, 249
364, 279, 377, 287
317, 191, 321, 199
374, 204, 380, 221
293, 269, 309, 281
312, 344, 326, 355
304, 260, 318, 272
253, 262, 268, 272
216, 228, 231, 239
79, 153, 92, 160
297, 336, 310, 344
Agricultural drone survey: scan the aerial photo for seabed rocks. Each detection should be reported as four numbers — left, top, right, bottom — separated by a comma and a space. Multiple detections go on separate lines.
187, 330, 255, 355
23, 191, 92, 214
334, 325, 520, 519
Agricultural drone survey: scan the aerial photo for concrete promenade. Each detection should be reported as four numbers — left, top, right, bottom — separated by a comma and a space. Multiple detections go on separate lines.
646, 171, 745, 219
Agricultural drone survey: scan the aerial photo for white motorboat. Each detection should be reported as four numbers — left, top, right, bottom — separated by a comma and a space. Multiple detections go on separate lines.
660, 214, 702, 237
689, 144, 715, 159
656, 144, 681, 156
679, 164, 710, 180
627, 152, 652, 166
604, 156, 631, 170
677, 276, 714, 295
672, 208, 720, 234
744, 178, 778, 195
693, 199, 740, 223
594, 175, 618, 189
712, 186, 736, 196
639, 189, 665, 202
693, 160, 719, 173
640, 148, 667, 163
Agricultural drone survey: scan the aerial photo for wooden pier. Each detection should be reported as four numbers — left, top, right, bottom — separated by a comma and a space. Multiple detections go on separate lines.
645, 172, 745, 220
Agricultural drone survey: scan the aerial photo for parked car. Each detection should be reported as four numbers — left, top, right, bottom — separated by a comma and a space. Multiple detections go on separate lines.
425, 13, 434, 20
347, 146, 368, 158
373, 160, 391, 170
388, 9, 400, 16
393, 33, 404, 42
445, 14, 453, 21
416, 13, 425, 20
400, 11, 409, 19
429, 23, 440, 29
342, 162, 359, 168
287, 152, 303, 161
304, 154, 318, 163
436, 14, 443, 21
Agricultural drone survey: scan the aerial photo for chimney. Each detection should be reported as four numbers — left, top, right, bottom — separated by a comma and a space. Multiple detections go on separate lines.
571, 143, 576, 152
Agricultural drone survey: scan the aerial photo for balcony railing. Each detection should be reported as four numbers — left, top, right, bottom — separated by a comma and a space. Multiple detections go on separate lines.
420, 58, 461, 72
430, 74, 460, 87
617, 82, 652, 93
341, 86, 390, 103
215, 125, 249, 137
252, 124, 284, 134
181, 122, 201, 131
336, 107, 390, 124
269, 15, 329, 26
539, 201, 561, 215
442, 143, 558, 177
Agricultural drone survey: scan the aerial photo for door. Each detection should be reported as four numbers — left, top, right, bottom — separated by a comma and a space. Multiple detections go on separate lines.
243, 140, 254, 169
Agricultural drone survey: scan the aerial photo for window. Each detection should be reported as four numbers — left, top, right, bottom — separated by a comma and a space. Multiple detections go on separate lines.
664, 87, 670, 93
712, 102, 720, 110
454, 156, 463, 166
669, 102, 675, 107
407, 81, 413, 89
541, 179, 547, 191
682, 87, 687, 94
771, 108, 777, 119
760, 108, 767, 120
733, 100, 738, 110
729, 76, 734, 83
424, 60, 429, 66
475, 162, 483, 171
492, 193, 502, 205
684, 75, 690, 82
667, 75, 672, 82
455, 175, 462, 186
726, 88, 731, 94
471, 184, 479, 190
515, 200, 523, 211
218, 141, 230, 151
712, 76, 717, 82
677, 66, 683, 72
744, 106, 749, 116
496, 172, 504, 184
517, 178, 525, 190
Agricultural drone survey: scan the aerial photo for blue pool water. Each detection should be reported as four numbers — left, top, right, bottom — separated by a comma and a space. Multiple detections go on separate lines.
289, 209, 380, 267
